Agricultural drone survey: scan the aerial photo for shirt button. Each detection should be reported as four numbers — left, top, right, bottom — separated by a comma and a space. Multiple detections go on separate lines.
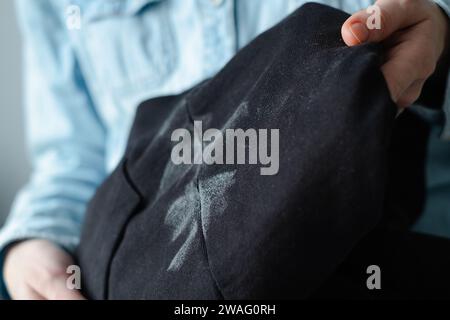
210, 0, 224, 7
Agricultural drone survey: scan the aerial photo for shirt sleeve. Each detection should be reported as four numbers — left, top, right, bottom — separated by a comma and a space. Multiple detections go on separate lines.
0, 0, 107, 299
436, 0, 450, 18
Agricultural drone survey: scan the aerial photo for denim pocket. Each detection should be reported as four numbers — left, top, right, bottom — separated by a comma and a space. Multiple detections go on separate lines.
77, 0, 176, 93
76, 0, 162, 21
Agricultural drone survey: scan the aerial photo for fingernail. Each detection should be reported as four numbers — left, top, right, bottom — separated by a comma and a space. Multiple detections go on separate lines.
350, 22, 369, 44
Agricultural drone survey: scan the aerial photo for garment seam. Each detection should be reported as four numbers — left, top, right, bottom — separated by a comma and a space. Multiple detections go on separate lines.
195, 168, 225, 299
103, 159, 145, 299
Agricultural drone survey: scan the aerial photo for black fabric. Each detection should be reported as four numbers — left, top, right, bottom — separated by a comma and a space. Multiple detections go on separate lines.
382, 110, 431, 229
311, 109, 450, 300
76, 3, 400, 299
313, 230, 450, 299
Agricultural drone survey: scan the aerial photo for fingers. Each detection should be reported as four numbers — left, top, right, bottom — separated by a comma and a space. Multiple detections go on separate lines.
341, 0, 430, 46
28, 250, 87, 300
9, 272, 85, 300
3, 239, 87, 300
30, 272, 86, 300
380, 23, 436, 104
397, 79, 427, 108
13, 286, 45, 300
340, 0, 445, 107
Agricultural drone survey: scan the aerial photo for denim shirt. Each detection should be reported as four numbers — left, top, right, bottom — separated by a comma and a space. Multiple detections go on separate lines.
1, 0, 450, 298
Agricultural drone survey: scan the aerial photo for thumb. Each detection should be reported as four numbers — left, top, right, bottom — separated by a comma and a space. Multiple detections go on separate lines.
341, 0, 427, 46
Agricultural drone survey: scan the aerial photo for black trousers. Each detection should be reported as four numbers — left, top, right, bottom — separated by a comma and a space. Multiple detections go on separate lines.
76, 3, 450, 299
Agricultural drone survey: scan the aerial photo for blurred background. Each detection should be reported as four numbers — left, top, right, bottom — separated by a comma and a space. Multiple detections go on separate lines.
0, 1, 29, 225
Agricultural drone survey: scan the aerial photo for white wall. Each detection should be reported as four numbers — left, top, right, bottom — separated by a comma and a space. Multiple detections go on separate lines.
0, 1, 30, 224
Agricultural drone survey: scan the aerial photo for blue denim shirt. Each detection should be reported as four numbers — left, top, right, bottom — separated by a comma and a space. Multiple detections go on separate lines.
1, 0, 450, 298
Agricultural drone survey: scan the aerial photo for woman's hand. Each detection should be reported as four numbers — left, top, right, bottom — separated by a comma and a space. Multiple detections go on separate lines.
341, 0, 449, 108
3, 239, 85, 300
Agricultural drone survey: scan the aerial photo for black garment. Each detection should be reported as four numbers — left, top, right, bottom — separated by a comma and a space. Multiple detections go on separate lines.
313, 230, 450, 300
77, 3, 398, 299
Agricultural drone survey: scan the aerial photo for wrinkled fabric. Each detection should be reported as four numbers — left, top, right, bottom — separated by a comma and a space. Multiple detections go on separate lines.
77, 4, 398, 299
2, 0, 450, 301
